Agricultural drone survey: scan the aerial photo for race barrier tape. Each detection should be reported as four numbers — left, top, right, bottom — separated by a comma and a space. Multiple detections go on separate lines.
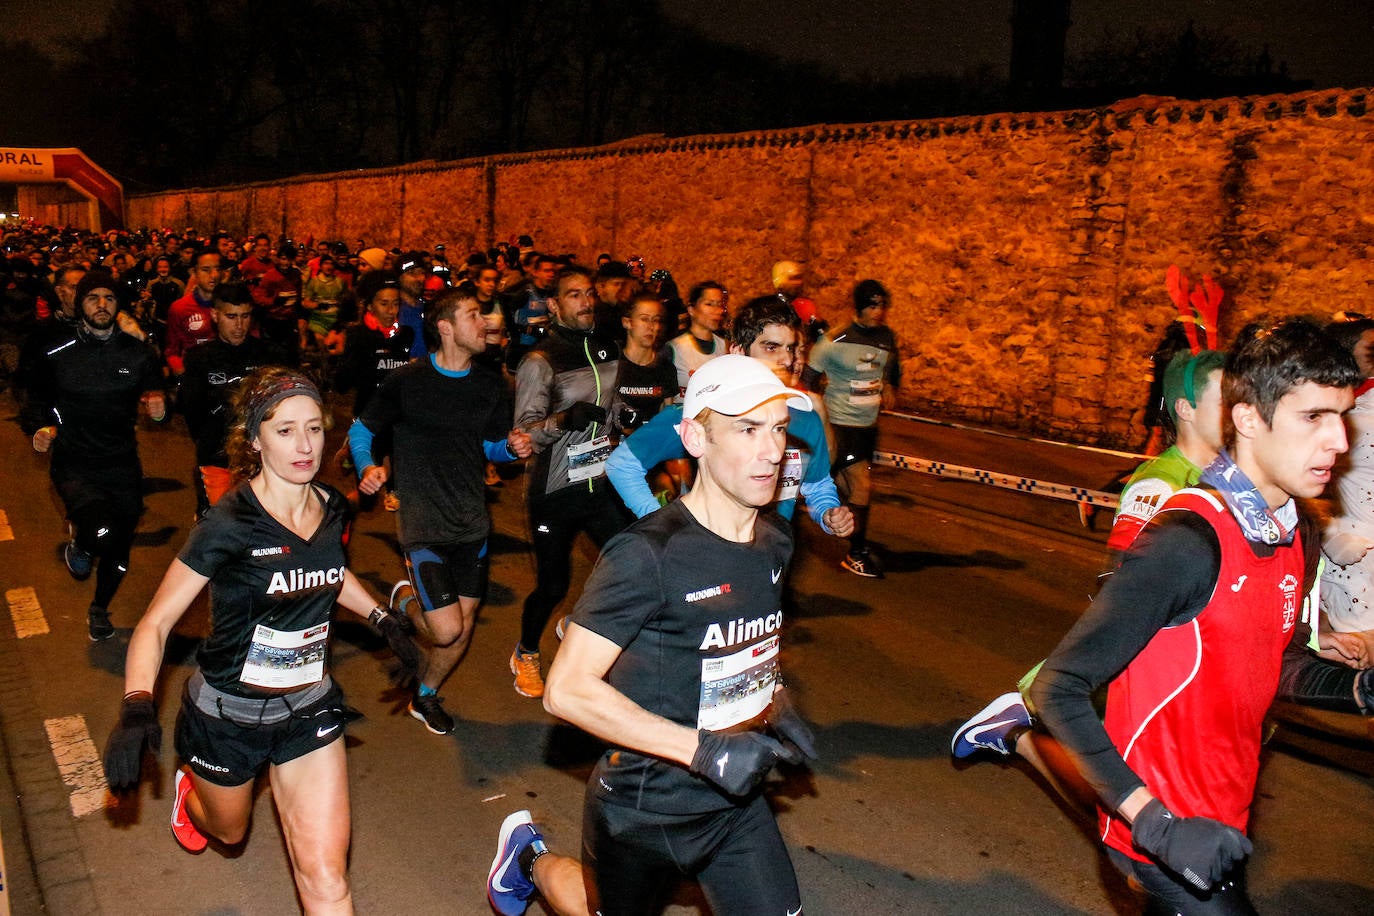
872, 451, 1121, 510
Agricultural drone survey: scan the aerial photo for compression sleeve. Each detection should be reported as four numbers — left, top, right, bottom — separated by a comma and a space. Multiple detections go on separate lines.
606, 441, 662, 519
800, 477, 841, 529
1030, 511, 1220, 809
347, 418, 376, 477
484, 439, 517, 463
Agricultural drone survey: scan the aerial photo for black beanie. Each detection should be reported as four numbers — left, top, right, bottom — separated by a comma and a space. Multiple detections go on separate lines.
74, 269, 118, 306
853, 279, 889, 312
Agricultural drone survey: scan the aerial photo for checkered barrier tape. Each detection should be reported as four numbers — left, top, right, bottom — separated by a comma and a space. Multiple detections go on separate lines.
872, 451, 1121, 510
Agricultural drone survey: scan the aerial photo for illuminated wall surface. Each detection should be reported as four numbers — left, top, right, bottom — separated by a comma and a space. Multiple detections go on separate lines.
126, 88, 1374, 447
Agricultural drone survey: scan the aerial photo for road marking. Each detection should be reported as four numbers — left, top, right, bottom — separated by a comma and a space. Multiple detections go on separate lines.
0, 509, 13, 541
5, 588, 48, 639
43, 717, 109, 817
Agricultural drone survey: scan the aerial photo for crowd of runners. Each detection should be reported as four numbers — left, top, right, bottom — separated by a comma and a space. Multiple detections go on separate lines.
4, 219, 1374, 915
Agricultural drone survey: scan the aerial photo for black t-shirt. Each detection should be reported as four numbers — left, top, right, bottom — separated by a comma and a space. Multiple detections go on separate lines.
572, 500, 794, 814
358, 357, 512, 548
178, 337, 282, 466
179, 482, 350, 697
615, 351, 677, 432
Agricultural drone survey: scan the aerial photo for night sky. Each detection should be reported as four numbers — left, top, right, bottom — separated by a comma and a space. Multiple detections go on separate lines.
15, 0, 1374, 91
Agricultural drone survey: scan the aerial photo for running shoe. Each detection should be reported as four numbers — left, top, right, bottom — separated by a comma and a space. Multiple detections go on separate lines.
171, 767, 209, 852
841, 548, 884, 579
383, 491, 401, 512
487, 809, 544, 916
950, 692, 1032, 759
509, 648, 544, 698
409, 692, 455, 735
64, 540, 93, 581
87, 605, 114, 642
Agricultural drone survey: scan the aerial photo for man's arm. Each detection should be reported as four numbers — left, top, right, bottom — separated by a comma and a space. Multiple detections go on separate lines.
544, 622, 699, 766
606, 407, 686, 518
1030, 513, 1220, 811
513, 352, 564, 450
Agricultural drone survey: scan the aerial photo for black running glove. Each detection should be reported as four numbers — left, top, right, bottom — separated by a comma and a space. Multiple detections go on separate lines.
690, 729, 787, 796
370, 607, 423, 680
562, 401, 606, 432
1130, 798, 1253, 891
765, 687, 818, 764
103, 693, 161, 792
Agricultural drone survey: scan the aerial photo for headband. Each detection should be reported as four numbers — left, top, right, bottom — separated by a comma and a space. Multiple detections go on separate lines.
245, 376, 322, 437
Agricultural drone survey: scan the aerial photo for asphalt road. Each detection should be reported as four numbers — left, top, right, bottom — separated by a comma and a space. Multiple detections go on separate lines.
0, 390, 1371, 916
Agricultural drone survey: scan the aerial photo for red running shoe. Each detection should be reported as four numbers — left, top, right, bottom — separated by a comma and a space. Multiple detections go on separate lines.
171, 767, 209, 852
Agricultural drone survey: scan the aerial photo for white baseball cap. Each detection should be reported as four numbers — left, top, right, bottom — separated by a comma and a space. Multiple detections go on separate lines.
682, 354, 812, 419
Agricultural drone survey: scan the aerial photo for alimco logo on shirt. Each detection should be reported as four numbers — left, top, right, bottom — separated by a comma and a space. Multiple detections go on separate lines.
685, 583, 732, 603
266, 565, 346, 595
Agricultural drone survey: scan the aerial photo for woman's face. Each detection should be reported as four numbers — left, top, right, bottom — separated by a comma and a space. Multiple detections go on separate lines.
622, 300, 665, 349
252, 395, 324, 484
368, 288, 401, 326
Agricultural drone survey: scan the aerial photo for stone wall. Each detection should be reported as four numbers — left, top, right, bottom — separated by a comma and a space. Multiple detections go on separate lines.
126, 89, 1374, 448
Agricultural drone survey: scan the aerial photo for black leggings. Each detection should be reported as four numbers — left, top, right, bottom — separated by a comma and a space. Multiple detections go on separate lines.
54, 463, 141, 610
519, 480, 628, 651
583, 789, 803, 916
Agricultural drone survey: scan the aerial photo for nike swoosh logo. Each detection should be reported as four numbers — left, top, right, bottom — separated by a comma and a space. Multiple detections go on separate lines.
1231, 575, 1247, 592
316, 723, 341, 738
492, 849, 521, 893
963, 719, 1021, 747
771, 567, 783, 584
788, 908, 802, 916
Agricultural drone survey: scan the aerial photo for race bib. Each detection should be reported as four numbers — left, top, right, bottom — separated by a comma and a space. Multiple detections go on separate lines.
849, 377, 882, 407
240, 622, 329, 689
778, 447, 802, 502
567, 435, 611, 482
697, 635, 779, 731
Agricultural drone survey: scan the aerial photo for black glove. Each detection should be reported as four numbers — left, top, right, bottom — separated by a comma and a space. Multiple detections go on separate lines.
1130, 798, 1253, 891
689, 729, 787, 796
765, 687, 818, 764
562, 401, 606, 432
103, 693, 161, 792
371, 607, 423, 680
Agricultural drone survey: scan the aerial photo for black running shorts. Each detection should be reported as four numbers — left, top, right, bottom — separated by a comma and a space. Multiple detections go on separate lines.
404, 540, 489, 611
830, 424, 877, 475
174, 680, 348, 786
583, 788, 802, 916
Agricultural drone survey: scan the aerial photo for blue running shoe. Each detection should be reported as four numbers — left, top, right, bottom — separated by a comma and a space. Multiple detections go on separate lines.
64, 540, 93, 581
487, 809, 545, 915
951, 692, 1031, 759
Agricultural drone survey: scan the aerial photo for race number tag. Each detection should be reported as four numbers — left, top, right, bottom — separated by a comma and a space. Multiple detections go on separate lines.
849, 377, 882, 407
778, 447, 802, 502
697, 636, 779, 731
240, 622, 329, 689
567, 435, 611, 482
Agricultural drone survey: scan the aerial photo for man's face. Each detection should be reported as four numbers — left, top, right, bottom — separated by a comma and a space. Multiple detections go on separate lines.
217, 237, 234, 258
55, 268, 84, 314
1191, 369, 1225, 456
742, 323, 800, 382
1241, 381, 1353, 505
155, 259, 171, 277
551, 274, 597, 331
689, 289, 727, 334
442, 299, 488, 355
691, 398, 791, 509
399, 267, 426, 298
319, 259, 336, 278
475, 269, 499, 301
855, 298, 890, 329
214, 302, 254, 346
274, 252, 294, 272
533, 259, 558, 291
252, 239, 270, 260
192, 255, 223, 295
81, 287, 118, 331
316, 242, 330, 256
597, 276, 637, 306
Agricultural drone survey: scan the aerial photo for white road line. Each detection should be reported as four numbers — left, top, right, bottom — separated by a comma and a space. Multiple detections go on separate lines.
4, 588, 48, 639
43, 717, 109, 818
0, 509, 13, 542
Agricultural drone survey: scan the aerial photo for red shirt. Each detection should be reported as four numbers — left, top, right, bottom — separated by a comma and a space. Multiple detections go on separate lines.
164, 289, 216, 374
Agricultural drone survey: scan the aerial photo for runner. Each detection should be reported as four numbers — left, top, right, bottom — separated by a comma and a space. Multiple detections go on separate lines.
489, 354, 820, 916
20, 268, 166, 640
348, 284, 533, 734
509, 265, 629, 698
1031, 320, 1366, 913
101, 367, 419, 914
802, 279, 901, 577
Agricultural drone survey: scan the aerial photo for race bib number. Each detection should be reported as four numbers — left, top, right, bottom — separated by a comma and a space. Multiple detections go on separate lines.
567, 435, 611, 482
697, 636, 779, 731
240, 622, 329, 689
778, 447, 802, 502
849, 377, 882, 407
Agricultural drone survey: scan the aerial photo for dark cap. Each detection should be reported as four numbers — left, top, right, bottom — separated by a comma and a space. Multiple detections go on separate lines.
396, 251, 426, 274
